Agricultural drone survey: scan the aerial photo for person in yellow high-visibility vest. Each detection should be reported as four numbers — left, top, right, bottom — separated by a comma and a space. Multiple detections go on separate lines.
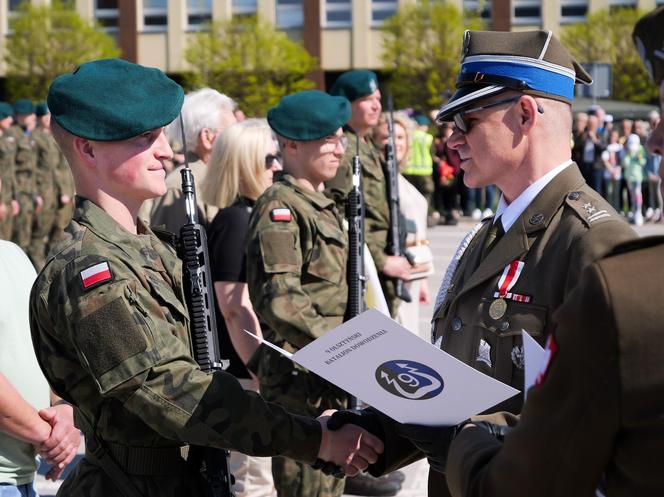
402, 115, 434, 217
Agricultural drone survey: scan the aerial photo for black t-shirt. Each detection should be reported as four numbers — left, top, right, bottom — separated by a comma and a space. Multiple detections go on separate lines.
208, 197, 254, 379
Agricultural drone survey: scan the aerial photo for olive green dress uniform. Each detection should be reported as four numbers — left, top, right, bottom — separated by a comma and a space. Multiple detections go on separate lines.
9, 124, 37, 254
0, 121, 17, 241
31, 198, 323, 497
446, 236, 664, 497
30, 126, 60, 269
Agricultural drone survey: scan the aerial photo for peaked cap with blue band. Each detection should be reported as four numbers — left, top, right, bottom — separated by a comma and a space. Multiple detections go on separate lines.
633, 6, 664, 87
48, 58, 184, 141
436, 30, 593, 123
268, 90, 351, 141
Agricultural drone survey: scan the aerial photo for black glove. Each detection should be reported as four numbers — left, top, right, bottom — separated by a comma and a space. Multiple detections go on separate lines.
311, 458, 345, 479
394, 422, 456, 474
460, 420, 511, 442
326, 409, 386, 442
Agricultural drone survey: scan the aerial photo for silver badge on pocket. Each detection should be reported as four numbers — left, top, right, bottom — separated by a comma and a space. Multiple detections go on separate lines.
476, 339, 492, 367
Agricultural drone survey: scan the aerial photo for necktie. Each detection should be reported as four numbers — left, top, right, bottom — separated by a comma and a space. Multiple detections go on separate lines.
480, 216, 504, 260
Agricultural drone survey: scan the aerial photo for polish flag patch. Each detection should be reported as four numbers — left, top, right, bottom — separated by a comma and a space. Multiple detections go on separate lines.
270, 208, 292, 222
80, 261, 113, 290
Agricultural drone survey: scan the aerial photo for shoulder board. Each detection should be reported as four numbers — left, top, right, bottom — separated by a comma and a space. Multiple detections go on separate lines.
564, 190, 615, 227
151, 225, 179, 249
80, 260, 113, 291
270, 208, 292, 222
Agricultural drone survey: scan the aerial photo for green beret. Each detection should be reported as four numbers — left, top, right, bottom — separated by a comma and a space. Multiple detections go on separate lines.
0, 102, 13, 120
35, 102, 49, 117
267, 90, 351, 141
13, 99, 35, 115
48, 58, 184, 141
329, 70, 380, 101
633, 6, 664, 87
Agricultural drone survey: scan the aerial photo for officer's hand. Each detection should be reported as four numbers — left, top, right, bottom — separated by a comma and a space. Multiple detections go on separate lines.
395, 422, 456, 474
460, 421, 511, 442
316, 410, 384, 477
383, 256, 412, 279
326, 409, 385, 441
37, 404, 81, 476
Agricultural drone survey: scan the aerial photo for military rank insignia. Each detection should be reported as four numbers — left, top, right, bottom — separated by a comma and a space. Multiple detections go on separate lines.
270, 208, 292, 222
80, 261, 113, 290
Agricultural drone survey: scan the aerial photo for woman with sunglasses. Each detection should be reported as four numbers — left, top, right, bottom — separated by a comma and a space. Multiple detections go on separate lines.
201, 118, 281, 497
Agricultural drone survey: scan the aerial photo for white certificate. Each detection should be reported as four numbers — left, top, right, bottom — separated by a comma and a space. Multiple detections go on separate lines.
522, 330, 546, 400
248, 309, 518, 426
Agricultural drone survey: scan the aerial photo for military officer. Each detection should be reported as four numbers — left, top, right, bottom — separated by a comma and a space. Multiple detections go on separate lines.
245, 90, 353, 497
328, 30, 638, 495
30, 59, 382, 497
0, 102, 18, 240
9, 99, 39, 258
325, 70, 411, 318
443, 9, 664, 496
30, 102, 61, 269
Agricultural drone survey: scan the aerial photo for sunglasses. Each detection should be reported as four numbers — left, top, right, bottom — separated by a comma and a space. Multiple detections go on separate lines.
453, 96, 544, 133
265, 153, 281, 169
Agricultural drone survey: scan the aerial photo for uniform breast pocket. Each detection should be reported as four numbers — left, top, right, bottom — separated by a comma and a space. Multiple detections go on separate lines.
144, 273, 190, 341
306, 220, 347, 285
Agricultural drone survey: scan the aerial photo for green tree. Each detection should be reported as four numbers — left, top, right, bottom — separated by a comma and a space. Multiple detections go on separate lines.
380, 0, 484, 111
561, 8, 658, 103
185, 16, 317, 117
4, 0, 119, 101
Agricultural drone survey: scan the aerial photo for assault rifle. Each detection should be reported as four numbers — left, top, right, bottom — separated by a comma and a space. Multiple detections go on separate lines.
384, 94, 413, 303
347, 134, 366, 409
178, 116, 234, 497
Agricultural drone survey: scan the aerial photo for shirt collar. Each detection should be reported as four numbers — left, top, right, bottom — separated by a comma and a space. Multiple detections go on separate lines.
280, 174, 336, 210
495, 159, 573, 232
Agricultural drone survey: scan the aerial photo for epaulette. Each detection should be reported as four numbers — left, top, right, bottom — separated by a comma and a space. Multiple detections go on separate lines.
564, 190, 615, 228
151, 225, 179, 249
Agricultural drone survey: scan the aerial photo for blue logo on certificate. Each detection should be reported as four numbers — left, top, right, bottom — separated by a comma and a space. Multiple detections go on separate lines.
375, 360, 444, 400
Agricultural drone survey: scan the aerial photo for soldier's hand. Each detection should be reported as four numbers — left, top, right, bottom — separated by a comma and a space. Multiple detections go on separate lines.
60, 194, 71, 205
0, 202, 6, 221
395, 422, 456, 474
37, 404, 81, 473
382, 256, 412, 279
317, 410, 384, 477
34, 196, 44, 215
11, 200, 19, 216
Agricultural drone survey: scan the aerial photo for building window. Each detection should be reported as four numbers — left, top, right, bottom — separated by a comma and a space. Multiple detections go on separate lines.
371, 1, 398, 25
324, 0, 352, 28
463, 0, 491, 20
512, 0, 540, 25
95, 0, 119, 32
142, 0, 167, 31
560, 0, 588, 24
233, 0, 257, 16
608, 0, 636, 12
188, 0, 212, 29
276, 0, 303, 29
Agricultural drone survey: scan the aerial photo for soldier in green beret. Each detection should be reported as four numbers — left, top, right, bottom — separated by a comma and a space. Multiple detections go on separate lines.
245, 89, 354, 497
326, 70, 412, 319
30, 59, 383, 497
0, 102, 18, 241
29, 102, 62, 269
327, 29, 639, 496
9, 99, 39, 259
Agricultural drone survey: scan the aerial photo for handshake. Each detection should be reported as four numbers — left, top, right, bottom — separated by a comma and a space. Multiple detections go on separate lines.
32, 402, 82, 481
315, 409, 510, 476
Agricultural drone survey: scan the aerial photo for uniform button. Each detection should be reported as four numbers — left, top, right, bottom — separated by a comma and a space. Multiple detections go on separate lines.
500, 321, 510, 331
451, 317, 462, 332
568, 191, 580, 200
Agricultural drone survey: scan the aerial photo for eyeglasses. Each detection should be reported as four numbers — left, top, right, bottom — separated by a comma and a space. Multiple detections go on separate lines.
453, 96, 545, 133
320, 134, 348, 153
265, 153, 281, 169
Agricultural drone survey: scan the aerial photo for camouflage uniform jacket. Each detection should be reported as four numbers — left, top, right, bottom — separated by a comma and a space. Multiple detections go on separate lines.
0, 129, 17, 207
325, 129, 390, 271
8, 125, 36, 201
32, 128, 60, 211
30, 197, 321, 496
247, 174, 349, 351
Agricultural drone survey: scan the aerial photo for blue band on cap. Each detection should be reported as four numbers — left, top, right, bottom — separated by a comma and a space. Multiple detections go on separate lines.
461, 60, 576, 101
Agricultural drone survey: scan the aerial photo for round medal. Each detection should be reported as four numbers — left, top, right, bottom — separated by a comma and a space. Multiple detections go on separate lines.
489, 298, 508, 320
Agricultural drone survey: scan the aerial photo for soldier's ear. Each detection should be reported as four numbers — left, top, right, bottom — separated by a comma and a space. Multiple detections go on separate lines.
72, 137, 97, 167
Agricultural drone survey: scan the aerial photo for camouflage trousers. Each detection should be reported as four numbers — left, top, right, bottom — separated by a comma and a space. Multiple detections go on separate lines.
258, 347, 347, 497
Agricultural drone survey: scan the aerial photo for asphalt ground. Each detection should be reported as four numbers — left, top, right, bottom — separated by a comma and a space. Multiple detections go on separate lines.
35, 217, 664, 497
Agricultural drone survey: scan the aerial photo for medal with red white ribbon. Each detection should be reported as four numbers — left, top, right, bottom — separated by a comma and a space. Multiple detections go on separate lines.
489, 260, 526, 320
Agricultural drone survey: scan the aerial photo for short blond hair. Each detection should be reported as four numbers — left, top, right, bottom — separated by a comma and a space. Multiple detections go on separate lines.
201, 119, 274, 208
